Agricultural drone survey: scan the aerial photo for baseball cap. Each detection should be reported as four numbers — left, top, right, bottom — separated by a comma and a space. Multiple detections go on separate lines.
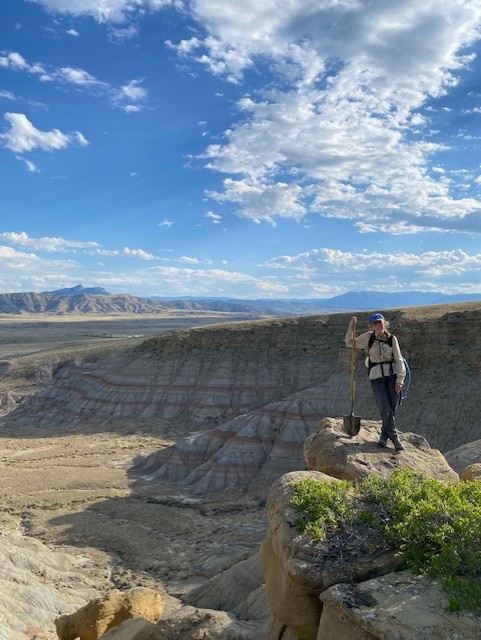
369, 313, 385, 323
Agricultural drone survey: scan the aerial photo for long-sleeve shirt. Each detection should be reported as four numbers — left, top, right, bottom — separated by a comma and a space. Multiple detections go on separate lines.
345, 329, 406, 385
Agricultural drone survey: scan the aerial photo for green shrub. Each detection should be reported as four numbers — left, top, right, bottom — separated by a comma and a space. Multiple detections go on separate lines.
290, 469, 481, 612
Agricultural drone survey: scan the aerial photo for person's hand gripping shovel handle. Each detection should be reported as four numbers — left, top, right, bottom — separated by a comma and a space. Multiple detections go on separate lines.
343, 316, 361, 436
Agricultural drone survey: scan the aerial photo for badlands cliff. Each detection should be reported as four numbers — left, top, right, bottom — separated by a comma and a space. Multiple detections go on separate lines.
0, 302, 481, 638
2, 303, 480, 528
7, 302, 481, 484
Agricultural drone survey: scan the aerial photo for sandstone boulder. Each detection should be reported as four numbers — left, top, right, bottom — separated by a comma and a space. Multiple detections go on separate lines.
260, 471, 403, 640
304, 418, 458, 483
317, 570, 481, 640
55, 588, 164, 640
461, 462, 481, 481
445, 439, 481, 476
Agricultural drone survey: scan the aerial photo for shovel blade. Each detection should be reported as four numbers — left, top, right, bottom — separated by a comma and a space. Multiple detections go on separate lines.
342, 414, 361, 436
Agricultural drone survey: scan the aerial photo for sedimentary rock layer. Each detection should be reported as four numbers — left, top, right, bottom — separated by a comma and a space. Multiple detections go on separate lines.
6, 304, 481, 455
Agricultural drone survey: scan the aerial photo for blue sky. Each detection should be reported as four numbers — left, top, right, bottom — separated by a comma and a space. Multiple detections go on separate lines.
2, 0, 481, 298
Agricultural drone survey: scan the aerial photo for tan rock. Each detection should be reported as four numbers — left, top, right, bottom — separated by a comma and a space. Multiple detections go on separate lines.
265, 615, 300, 640
98, 618, 162, 639
55, 588, 164, 640
304, 417, 459, 483
261, 471, 402, 640
461, 462, 481, 481
317, 570, 480, 640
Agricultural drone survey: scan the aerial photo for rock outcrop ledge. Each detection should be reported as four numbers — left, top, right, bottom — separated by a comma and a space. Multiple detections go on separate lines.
261, 417, 478, 640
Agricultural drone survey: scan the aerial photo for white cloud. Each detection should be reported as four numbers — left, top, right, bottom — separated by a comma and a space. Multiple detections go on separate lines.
55, 66, 105, 87
2, 51, 146, 110
30, 0, 175, 24
158, 219, 174, 227
179, 256, 200, 264
265, 247, 481, 290
0, 113, 89, 154
0, 51, 45, 74
0, 90, 16, 100
16, 156, 40, 172
121, 247, 156, 260
118, 79, 147, 101
0, 245, 77, 279
170, 0, 481, 233
208, 179, 305, 224
205, 211, 222, 223
0, 231, 100, 252
66, 28, 80, 36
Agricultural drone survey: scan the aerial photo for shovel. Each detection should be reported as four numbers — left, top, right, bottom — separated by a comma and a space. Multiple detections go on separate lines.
343, 320, 361, 436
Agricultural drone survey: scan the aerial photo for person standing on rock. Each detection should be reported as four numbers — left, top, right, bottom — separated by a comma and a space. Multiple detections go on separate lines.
345, 313, 406, 451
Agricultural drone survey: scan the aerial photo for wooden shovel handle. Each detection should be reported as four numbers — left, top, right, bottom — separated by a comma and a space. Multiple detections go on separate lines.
350, 320, 357, 413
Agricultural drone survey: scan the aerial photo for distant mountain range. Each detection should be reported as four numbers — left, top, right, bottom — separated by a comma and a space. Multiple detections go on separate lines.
0, 284, 479, 316
42, 284, 110, 297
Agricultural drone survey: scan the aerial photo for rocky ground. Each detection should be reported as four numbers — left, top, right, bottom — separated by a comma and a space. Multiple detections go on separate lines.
0, 314, 270, 637
0, 421, 266, 606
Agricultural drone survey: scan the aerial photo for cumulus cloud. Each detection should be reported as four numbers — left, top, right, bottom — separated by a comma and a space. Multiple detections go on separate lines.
2, 50, 147, 110
0, 51, 45, 74
0, 231, 100, 252
0, 113, 89, 154
0, 244, 78, 279
208, 178, 305, 225
169, 0, 481, 233
50, 66, 106, 87
266, 247, 481, 291
0, 232, 156, 261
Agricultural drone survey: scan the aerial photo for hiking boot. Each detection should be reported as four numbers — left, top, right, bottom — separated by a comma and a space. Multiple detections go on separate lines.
377, 438, 387, 448
392, 439, 405, 452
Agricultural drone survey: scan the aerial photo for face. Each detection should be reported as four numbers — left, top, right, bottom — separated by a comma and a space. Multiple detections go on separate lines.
372, 319, 384, 335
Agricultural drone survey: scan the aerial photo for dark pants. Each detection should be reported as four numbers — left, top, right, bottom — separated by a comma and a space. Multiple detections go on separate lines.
370, 374, 400, 442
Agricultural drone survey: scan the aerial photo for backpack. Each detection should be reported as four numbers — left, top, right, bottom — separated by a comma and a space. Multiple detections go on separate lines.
366, 331, 412, 402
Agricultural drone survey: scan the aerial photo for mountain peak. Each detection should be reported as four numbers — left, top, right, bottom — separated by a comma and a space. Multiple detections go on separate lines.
42, 284, 110, 297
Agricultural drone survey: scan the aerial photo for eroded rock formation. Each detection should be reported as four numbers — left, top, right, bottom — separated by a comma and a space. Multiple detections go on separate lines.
261, 418, 476, 640
0, 530, 97, 640
134, 387, 327, 495
55, 587, 164, 640
6, 304, 481, 453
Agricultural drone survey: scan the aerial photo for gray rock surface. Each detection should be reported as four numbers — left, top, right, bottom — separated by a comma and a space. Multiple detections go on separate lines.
0, 530, 97, 639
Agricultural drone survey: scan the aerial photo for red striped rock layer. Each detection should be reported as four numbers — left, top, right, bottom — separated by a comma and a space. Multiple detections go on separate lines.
10, 316, 341, 432
133, 387, 330, 495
